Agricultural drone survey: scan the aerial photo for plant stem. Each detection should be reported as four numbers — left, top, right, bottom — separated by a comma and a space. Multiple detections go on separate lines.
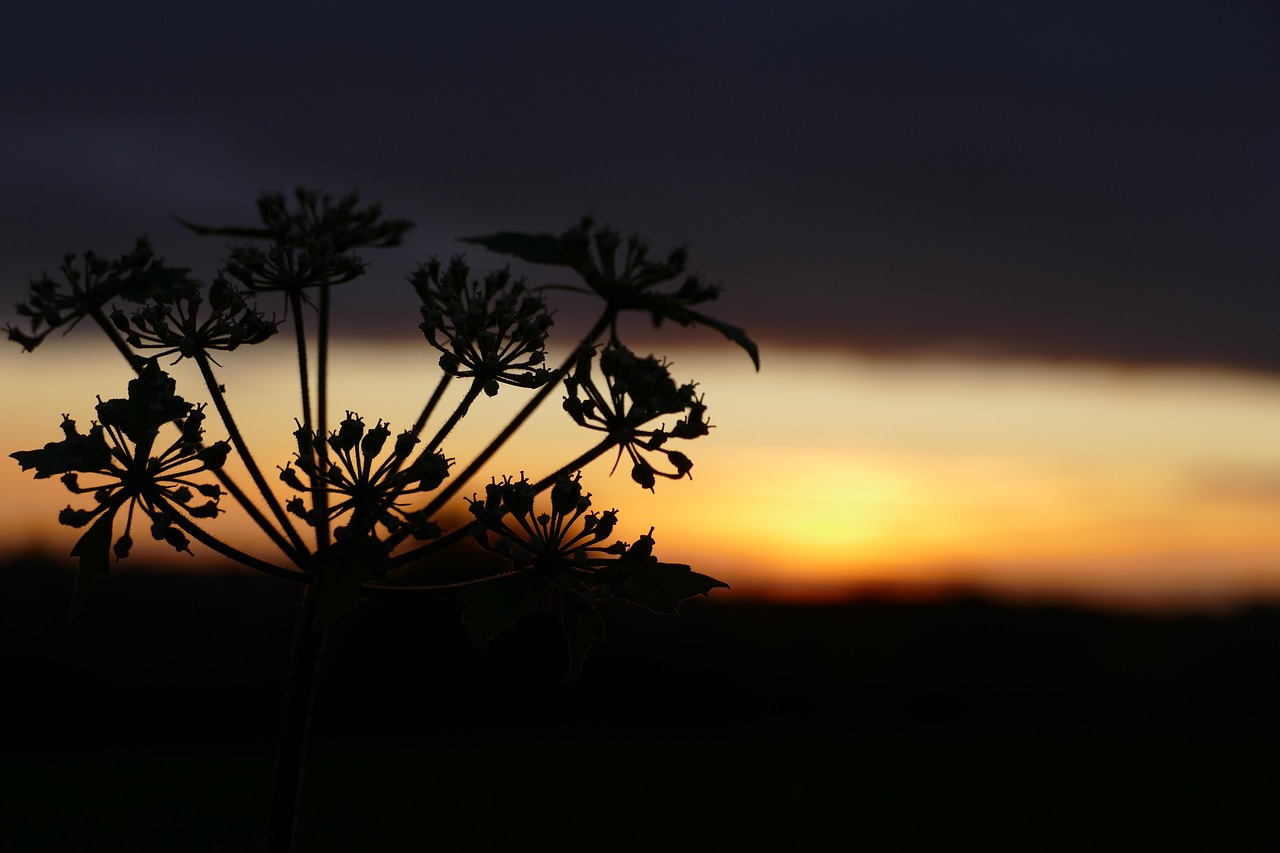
412, 373, 452, 439
193, 352, 309, 563
530, 437, 619, 491
425, 378, 482, 453
315, 284, 331, 549
87, 304, 137, 366
265, 581, 326, 853
289, 292, 313, 434
167, 510, 304, 582
290, 291, 327, 552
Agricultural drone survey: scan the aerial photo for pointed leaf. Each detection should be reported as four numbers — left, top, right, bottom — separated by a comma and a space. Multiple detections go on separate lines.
677, 309, 761, 371
604, 560, 729, 615
67, 508, 118, 623
172, 216, 273, 241
457, 571, 554, 649
460, 232, 566, 266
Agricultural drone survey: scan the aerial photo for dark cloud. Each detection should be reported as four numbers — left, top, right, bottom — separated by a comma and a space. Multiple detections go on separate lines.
3, 1, 1277, 370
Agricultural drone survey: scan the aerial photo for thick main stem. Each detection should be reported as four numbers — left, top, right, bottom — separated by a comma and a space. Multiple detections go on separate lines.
265, 582, 326, 853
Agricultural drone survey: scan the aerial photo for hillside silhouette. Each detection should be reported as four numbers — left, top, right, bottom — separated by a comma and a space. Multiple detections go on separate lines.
3, 554, 1278, 848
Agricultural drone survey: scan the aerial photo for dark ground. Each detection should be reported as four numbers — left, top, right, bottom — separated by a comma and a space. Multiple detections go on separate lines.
3, 555, 1279, 849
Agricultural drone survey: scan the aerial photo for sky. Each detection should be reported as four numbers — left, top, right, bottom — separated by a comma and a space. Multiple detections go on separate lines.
2, 1, 1279, 610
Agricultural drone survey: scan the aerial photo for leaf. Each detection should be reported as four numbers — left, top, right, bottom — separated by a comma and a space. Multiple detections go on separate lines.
604, 560, 729, 615
562, 602, 606, 683
457, 571, 554, 649
666, 307, 760, 371
10, 423, 112, 479
460, 232, 566, 266
172, 216, 273, 241
67, 508, 118, 623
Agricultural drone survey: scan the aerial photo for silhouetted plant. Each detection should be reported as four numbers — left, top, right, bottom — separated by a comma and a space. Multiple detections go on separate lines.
6, 187, 757, 852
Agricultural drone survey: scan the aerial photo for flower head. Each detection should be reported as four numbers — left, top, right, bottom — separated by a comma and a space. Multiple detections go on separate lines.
562, 342, 710, 489
412, 257, 553, 396
110, 275, 278, 363
179, 188, 412, 296
462, 472, 727, 679
280, 412, 451, 541
10, 361, 230, 612
6, 238, 191, 352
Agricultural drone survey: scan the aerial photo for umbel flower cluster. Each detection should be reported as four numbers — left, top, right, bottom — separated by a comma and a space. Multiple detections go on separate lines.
7, 188, 758, 677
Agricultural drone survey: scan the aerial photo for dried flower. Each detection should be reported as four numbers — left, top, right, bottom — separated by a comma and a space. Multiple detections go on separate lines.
280, 412, 451, 541
413, 256, 553, 396
462, 472, 727, 679
179, 188, 412, 295
562, 342, 710, 489
9, 361, 230, 614
6, 238, 190, 352
110, 276, 279, 362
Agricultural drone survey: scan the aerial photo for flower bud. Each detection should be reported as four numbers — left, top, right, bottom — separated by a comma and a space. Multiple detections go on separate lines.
550, 473, 583, 516
361, 419, 391, 458
333, 411, 364, 452
195, 441, 231, 471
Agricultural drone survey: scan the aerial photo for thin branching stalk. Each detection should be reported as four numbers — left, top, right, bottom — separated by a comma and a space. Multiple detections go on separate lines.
425, 378, 483, 453
193, 352, 309, 563
530, 437, 619, 492
289, 292, 313, 434
167, 511, 305, 582
290, 291, 327, 552
362, 568, 522, 594
409, 373, 452, 442
87, 304, 136, 365
315, 284, 332, 549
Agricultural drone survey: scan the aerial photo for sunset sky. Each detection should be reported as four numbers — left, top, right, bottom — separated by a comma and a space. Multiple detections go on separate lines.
2, 1, 1278, 611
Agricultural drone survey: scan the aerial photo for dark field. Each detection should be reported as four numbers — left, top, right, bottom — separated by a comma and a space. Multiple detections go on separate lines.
3, 556, 1278, 849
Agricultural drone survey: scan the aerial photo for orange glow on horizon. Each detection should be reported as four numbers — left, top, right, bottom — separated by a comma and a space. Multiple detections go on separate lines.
4, 339, 1280, 612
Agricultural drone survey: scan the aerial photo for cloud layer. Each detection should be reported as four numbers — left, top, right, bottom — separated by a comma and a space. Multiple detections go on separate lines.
3, 1, 1277, 370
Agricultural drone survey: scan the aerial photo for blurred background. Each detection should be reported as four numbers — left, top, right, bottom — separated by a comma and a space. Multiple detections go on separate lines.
2, 1, 1278, 846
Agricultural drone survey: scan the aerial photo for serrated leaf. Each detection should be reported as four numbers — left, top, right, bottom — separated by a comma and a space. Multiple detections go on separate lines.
457, 571, 554, 649
67, 508, 118, 623
10, 423, 112, 479
460, 232, 566, 266
563, 602, 605, 683
605, 560, 729, 615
